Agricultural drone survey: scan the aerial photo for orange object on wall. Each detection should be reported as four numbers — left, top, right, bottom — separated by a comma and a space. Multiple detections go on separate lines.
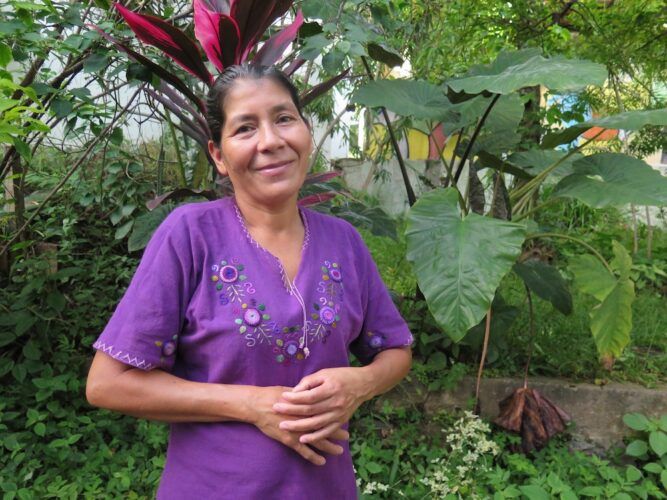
582, 126, 618, 141
428, 123, 448, 160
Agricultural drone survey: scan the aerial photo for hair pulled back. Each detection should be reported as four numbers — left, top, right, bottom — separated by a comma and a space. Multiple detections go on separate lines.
206, 64, 306, 143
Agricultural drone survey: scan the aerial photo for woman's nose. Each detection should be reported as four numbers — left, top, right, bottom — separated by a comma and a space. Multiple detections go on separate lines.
257, 123, 285, 151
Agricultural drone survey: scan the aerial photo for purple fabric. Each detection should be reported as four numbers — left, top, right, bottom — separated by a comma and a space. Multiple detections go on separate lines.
93, 197, 413, 499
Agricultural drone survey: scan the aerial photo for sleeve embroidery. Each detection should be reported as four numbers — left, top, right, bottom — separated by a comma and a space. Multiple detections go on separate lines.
93, 340, 155, 370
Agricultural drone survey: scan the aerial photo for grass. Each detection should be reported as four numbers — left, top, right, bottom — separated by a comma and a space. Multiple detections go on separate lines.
490, 274, 667, 386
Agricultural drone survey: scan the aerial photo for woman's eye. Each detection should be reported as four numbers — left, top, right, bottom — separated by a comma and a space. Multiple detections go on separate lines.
277, 115, 294, 123
235, 125, 252, 134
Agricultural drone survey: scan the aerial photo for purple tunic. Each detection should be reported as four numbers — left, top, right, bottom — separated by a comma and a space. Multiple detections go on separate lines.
93, 197, 413, 499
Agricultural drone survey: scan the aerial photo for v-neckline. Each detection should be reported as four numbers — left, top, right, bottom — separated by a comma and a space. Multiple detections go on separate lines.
231, 198, 310, 293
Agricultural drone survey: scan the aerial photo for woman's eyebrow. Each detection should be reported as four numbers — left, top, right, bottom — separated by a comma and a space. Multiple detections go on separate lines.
227, 103, 296, 126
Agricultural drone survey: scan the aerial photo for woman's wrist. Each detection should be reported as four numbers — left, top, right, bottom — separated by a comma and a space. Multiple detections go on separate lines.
358, 347, 412, 401
209, 383, 261, 424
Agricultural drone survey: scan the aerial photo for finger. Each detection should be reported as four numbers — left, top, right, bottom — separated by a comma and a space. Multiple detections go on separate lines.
330, 427, 350, 441
310, 438, 344, 456
294, 442, 326, 466
280, 412, 336, 432
281, 386, 332, 405
272, 398, 333, 416
300, 422, 342, 444
292, 374, 324, 392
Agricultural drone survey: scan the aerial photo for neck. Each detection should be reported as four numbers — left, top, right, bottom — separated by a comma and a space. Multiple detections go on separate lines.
233, 194, 301, 234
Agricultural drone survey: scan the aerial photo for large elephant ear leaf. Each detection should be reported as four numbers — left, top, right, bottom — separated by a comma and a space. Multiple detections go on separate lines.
552, 153, 667, 208
406, 188, 526, 342
568, 254, 616, 302
542, 108, 667, 148
569, 242, 635, 364
589, 275, 634, 363
351, 79, 456, 121
506, 149, 583, 179
446, 50, 606, 95
513, 260, 572, 315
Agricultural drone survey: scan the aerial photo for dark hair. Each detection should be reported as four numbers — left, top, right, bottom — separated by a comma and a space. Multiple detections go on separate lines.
206, 64, 307, 143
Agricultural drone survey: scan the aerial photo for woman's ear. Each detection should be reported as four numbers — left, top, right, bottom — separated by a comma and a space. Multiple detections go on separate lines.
208, 140, 228, 176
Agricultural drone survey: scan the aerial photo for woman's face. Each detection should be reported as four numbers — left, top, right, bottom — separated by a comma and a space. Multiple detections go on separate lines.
208, 77, 312, 210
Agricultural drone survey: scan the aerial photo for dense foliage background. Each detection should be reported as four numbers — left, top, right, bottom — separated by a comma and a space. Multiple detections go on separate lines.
1, 0, 666, 497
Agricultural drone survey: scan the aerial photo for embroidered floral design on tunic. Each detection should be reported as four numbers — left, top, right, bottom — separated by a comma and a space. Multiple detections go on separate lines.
210, 258, 255, 305
233, 299, 276, 348
307, 261, 343, 346
154, 334, 179, 365
365, 331, 385, 350
210, 257, 343, 364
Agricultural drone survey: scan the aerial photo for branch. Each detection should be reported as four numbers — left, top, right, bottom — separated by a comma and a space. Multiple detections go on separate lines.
1, 86, 145, 258
309, 106, 349, 169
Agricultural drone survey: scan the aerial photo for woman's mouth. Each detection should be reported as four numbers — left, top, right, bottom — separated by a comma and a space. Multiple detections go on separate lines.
255, 160, 293, 176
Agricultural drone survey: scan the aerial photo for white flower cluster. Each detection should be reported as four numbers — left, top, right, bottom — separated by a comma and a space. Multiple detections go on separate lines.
421, 411, 500, 498
362, 481, 390, 495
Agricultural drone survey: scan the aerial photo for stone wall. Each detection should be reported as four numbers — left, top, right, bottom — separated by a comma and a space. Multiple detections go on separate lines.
380, 376, 667, 451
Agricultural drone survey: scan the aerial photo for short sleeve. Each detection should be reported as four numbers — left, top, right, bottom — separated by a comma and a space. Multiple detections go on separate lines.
349, 231, 413, 364
92, 209, 195, 371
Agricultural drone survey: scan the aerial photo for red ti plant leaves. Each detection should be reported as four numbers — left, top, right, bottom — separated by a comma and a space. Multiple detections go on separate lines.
231, 0, 293, 61
302, 171, 340, 184
298, 192, 338, 207
283, 57, 306, 76
89, 24, 206, 114
254, 10, 304, 67
193, 0, 241, 71
115, 3, 213, 85
301, 68, 350, 107
201, 0, 232, 13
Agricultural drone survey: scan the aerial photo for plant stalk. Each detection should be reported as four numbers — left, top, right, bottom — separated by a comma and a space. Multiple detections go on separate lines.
453, 94, 500, 184
310, 105, 349, 169
474, 306, 493, 415
361, 56, 417, 206
432, 132, 466, 212
523, 285, 535, 389
645, 206, 653, 259
165, 110, 187, 187
513, 197, 560, 222
510, 129, 605, 204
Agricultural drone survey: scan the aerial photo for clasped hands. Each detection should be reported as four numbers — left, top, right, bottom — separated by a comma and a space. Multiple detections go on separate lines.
252, 367, 371, 466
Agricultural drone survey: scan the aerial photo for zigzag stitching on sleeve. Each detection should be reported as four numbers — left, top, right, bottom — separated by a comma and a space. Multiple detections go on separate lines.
93, 340, 154, 370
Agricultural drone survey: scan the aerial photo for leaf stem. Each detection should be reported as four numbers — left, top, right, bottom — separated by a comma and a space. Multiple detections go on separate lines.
474, 306, 493, 415
513, 196, 560, 221
523, 285, 535, 389
454, 94, 500, 184
510, 129, 605, 203
361, 56, 417, 206
526, 232, 613, 273
165, 110, 187, 187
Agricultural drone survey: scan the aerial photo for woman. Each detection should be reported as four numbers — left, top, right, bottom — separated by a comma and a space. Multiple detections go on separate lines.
86, 64, 413, 499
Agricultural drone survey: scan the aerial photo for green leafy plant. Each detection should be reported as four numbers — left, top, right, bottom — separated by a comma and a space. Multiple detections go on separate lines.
623, 412, 667, 492
354, 47, 667, 371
